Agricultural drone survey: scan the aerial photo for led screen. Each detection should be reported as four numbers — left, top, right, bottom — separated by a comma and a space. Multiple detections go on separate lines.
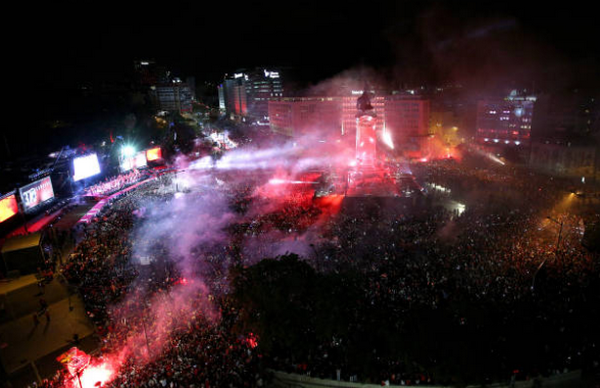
73, 154, 101, 181
146, 147, 162, 161
0, 194, 18, 223
120, 157, 134, 172
19, 177, 55, 211
135, 151, 147, 168
120, 152, 147, 172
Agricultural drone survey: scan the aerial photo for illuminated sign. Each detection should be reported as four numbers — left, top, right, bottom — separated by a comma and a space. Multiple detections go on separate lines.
146, 147, 162, 161
0, 193, 18, 223
73, 154, 101, 181
264, 70, 280, 78
19, 177, 55, 211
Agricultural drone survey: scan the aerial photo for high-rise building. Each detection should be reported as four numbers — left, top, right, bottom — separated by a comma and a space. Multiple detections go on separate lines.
268, 93, 430, 142
529, 141, 598, 179
133, 60, 171, 88
475, 90, 536, 147
382, 96, 430, 140
269, 97, 342, 137
150, 81, 193, 113
527, 90, 599, 180
532, 90, 597, 141
218, 68, 285, 122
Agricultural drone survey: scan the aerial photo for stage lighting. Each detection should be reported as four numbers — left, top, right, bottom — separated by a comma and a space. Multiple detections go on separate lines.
122, 145, 136, 157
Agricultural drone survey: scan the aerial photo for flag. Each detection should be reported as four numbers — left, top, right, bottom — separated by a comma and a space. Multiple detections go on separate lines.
57, 347, 91, 376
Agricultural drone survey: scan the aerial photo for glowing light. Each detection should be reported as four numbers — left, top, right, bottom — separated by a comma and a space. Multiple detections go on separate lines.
269, 179, 317, 185
246, 333, 259, 349
0, 194, 18, 223
73, 154, 101, 181
174, 277, 190, 285
429, 183, 451, 193
146, 147, 162, 161
121, 145, 136, 158
78, 361, 117, 388
263, 70, 279, 78
488, 154, 505, 165
382, 131, 394, 149
420, 157, 428, 162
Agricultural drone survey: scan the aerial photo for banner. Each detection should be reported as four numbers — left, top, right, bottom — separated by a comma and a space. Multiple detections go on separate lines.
19, 177, 55, 211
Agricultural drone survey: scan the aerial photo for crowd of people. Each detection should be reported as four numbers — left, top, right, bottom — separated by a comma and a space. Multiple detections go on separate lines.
33, 150, 599, 387
83, 170, 147, 197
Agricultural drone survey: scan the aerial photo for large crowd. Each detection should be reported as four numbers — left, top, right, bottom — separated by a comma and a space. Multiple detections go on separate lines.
83, 170, 147, 197
33, 152, 599, 387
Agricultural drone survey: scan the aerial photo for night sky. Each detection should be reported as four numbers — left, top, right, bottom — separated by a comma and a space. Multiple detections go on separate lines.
4, 0, 598, 160
14, 0, 599, 89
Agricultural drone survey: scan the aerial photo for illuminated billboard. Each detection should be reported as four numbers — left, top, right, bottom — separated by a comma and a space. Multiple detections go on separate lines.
0, 193, 19, 223
146, 147, 162, 161
19, 177, 55, 211
73, 154, 101, 181
120, 152, 147, 172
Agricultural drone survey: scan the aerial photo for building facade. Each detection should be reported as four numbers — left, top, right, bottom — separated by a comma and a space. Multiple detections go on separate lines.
269, 97, 342, 137
529, 140, 598, 180
268, 94, 430, 142
476, 91, 536, 147
150, 82, 193, 113
218, 68, 284, 122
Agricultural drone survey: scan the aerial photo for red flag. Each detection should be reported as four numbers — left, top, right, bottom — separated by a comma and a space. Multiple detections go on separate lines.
57, 347, 91, 376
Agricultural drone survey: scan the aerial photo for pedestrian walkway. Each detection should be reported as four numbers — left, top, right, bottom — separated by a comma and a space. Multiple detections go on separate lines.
0, 296, 95, 375
0, 276, 69, 324
0, 275, 38, 295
